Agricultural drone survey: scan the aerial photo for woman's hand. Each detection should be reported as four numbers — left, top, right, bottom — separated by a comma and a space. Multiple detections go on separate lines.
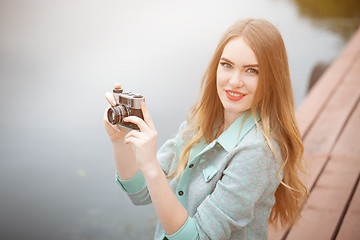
122, 103, 190, 235
103, 83, 131, 142
123, 102, 158, 172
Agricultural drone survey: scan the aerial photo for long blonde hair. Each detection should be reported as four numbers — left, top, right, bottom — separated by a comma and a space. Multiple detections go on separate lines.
168, 18, 307, 227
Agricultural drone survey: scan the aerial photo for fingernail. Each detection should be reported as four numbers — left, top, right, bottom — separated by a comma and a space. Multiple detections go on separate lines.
113, 101, 116, 105
117, 129, 121, 132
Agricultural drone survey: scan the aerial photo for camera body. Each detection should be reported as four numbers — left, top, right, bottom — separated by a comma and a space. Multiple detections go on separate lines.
107, 89, 145, 131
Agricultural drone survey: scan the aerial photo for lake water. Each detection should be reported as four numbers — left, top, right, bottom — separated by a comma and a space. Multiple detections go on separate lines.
0, 0, 358, 239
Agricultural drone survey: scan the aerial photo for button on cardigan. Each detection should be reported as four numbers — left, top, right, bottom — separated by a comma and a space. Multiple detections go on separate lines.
116, 113, 282, 239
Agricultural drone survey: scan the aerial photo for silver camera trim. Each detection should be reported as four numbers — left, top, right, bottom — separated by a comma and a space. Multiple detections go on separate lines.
113, 89, 145, 109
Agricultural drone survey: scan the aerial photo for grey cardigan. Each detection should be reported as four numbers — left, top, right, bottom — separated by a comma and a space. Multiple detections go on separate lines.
116, 113, 282, 239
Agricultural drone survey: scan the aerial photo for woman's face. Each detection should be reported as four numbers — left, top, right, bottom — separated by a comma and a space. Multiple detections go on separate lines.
216, 36, 259, 120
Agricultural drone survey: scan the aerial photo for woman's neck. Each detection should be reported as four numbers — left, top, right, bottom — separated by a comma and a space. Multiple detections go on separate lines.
223, 111, 243, 131
216, 111, 244, 139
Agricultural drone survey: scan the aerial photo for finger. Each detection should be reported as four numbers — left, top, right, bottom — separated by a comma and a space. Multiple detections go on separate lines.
141, 102, 155, 129
105, 92, 117, 106
103, 108, 121, 131
103, 107, 112, 124
103, 107, 114, 125
124, 130, 143, 141
123, 116, 149, 132
114, 83, 122, 89
124, 136, 142, 146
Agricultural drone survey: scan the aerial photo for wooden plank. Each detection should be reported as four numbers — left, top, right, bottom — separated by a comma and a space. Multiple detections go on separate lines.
269, 28, 360, 240
285, 156, 359, 239
268, 223, 284, 240
295, 28, 360, 137
285, 93, 360, 239
303, 54, 360, 155
300, 54, 360, 190
332, 76, 360, 240
270, 51, 360, 240
336, 179, 360, 240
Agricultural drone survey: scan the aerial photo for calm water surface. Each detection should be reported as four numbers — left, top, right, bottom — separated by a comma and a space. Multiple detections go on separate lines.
0, 0, 358, 239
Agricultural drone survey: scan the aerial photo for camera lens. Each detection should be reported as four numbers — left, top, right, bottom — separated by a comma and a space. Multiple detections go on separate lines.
107, 105, 129, 125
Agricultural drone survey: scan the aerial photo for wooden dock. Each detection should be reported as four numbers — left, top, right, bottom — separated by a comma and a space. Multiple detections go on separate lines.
269, 27, 360, 240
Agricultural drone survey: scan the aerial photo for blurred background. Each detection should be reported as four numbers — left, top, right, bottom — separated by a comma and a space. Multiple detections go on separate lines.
0, 0, 359, 239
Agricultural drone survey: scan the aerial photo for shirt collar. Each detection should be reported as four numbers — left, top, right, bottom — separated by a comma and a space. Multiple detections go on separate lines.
217, 111, 260, 152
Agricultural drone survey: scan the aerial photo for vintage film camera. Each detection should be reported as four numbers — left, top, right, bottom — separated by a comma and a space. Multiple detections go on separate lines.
107, 88, 145, 131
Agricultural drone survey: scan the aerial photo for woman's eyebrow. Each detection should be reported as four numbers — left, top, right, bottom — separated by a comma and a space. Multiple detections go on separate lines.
220, 57, 258, 68
243, 64, 259, 68
220, 57, 234, 64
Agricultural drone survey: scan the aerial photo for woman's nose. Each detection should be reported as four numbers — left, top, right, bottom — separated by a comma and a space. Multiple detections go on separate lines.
229, 71, 244, 88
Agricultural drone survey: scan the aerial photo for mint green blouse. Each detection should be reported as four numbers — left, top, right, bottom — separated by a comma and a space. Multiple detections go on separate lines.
116, 113, 282, 239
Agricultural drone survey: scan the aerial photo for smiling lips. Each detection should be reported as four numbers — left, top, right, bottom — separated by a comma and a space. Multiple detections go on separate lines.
225, 90, 246, 101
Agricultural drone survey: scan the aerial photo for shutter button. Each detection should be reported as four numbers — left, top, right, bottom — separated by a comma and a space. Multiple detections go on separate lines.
178, 191, 184, 196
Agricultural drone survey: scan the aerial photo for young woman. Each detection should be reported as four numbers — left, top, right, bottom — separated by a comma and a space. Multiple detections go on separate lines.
104, 18, 307, 240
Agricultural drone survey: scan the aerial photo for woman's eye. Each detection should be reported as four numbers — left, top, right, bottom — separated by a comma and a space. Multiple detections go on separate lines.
220, 62, 232, 69
246, 68, 258, 74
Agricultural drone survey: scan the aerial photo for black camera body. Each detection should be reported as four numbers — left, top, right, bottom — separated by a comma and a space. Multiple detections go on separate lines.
107, 89, 145, 131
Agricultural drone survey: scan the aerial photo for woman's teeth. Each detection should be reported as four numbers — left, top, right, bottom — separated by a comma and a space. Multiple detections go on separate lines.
227, 91, 244, 97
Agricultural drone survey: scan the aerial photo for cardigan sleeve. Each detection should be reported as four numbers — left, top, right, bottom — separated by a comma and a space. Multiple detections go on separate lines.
116, 121, 187, 205
157, 120, 187, 175
191, 142, 281, 239
164, 216, 199, 240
